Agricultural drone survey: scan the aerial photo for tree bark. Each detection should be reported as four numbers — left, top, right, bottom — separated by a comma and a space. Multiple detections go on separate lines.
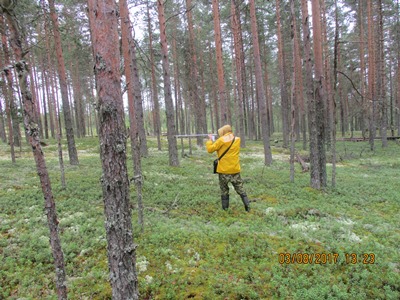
171, 20, 185, 136
332, 0, 339, 188
276, 0, 290, 148
290, 0, 297, 182
157, 0, 179, 166
120, 0, 144, 231
2, 3, 68, 297
0, 90, 6, 143
249, 0, 272, 165
0, 64, 14, 161
186, 0, 206, 146
397, 0, 400, 135
87, 0, 139, 298
147, 3, 162, 151
208, 41, 220, 131
211, 0, 228, 125
1, 13, 18, 158
48, 0, 79, 165
311, 0, 327, 188
367, 0, 376, 151
231, 0, 246, 148
301, 0, 320, 188
321, 0, 332, 150
358, 0, 367, 138
377, 0, 387, 147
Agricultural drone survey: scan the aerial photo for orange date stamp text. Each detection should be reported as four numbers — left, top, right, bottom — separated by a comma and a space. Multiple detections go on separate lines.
278, 253, 375, 265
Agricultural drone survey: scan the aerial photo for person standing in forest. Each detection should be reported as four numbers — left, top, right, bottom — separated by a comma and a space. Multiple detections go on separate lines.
206, 125, 250, 212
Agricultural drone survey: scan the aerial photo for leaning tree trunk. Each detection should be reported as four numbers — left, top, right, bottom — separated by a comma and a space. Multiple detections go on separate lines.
249, 0, 272, 165
157, 0, 179, 167
48, 0, 79, 165
1, 2, 68, 298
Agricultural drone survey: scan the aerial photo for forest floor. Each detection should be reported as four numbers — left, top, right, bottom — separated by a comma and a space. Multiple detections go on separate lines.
0, 136, 399, 299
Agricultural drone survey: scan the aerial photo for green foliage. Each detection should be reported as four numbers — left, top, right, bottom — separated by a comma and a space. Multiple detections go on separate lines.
0, 137, 399, 299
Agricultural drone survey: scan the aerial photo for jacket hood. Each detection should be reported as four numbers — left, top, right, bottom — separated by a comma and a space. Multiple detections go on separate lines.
218, 125, 232, 137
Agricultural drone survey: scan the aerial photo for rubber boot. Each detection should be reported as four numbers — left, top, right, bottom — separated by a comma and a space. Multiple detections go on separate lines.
240, 194, 250, 212
221, 195, 229, 210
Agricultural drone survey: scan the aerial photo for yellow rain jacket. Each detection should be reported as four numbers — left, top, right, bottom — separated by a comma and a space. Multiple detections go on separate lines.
206, 125, 241, 174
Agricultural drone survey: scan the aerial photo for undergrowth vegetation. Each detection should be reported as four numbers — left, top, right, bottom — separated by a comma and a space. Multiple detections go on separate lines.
0, 137, 399, 299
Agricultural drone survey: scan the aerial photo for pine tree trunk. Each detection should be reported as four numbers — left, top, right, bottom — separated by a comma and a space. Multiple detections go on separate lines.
1, 13, 18, 158
186, 0, 206, 146
321, 0, 332, 150
120, 0, 144, 230
231, 0, 246, 147
0, 30, 6, 144
157, 0, 179, 166
358, 0, 367, 138
87, 0, 139, 298
397, 60, 400, 135
367, 1, 376, 151
249, 0, 272, 165
42, 68, 53, 139
41, 70, 49, 140
332, 0, 339, 188
212, 0, 228, 124
397, 0, 400, 136
147, 3, 162, 151
290, 0, 296, 182
171, 24, 185, 135
198, 26, 208, 135
377, 0, 387, 147
0, 88, 6, 143
27, 54, 43, 139
48, 0, 79, 165
291, 1, 305, 150
311, 0, 327, 188
301, 0, 319, 188
208, 41, 220, 130
39, 9, 55, 139
263, 46, 274, 136
3, 3, 68, 297
132, 42, 148, 157
276, 0, 290, 148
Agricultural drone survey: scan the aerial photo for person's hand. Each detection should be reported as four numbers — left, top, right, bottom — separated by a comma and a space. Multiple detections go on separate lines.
208, 134, 214, 141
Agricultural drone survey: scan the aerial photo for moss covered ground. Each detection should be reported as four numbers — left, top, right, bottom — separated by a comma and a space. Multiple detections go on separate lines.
0, 136, 399, 299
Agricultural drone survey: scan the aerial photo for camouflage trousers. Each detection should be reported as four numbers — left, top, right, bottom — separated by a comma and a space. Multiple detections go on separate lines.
218, 173, 246, 197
